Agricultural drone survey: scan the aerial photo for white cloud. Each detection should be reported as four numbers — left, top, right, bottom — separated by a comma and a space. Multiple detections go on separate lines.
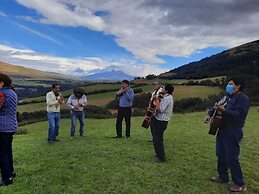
0, 44, 166, 77
16, 15, 38, 23
15, 0, 259, 63
0, 11, 7, 17
16, 0, 105, 31
12, 22, 64, 46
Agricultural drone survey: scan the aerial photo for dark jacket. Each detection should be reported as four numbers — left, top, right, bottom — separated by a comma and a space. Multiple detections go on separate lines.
0, 87, 18, 132
209, 92, 250, 132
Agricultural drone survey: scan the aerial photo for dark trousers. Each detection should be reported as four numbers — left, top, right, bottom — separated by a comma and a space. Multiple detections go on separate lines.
216, 129, 244, 186
0, 132, 14, 182
116, 107, 132, 137
150, 118, 168, 161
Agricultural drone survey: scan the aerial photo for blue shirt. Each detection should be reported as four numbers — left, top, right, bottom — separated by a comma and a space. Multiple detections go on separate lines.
0, 87, 18, 132
117, 88, 134, 107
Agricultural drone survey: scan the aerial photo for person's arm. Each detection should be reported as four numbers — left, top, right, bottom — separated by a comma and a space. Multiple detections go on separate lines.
125, 89, 134, 103
81, 95, 87, 107
154, 97, 169, 113
220, 95, 250, 122
116, 88, 123, 98
67, 96, 74, 109
46, 93, 58, 106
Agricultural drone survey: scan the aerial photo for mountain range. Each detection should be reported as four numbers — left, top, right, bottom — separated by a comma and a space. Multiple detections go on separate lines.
82, 70, 134, 81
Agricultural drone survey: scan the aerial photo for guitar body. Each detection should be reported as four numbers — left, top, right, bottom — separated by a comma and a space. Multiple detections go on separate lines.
208, 95, 229, 136
209, 115, 222, 135
141, 103, 156, 128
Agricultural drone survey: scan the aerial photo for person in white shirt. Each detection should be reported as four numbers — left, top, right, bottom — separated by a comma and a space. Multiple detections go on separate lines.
67, 88, 87, 139
151, 84, 174, 163
46, 84, 64, 143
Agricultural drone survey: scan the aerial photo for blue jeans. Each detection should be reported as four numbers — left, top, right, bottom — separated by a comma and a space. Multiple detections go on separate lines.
47, 112, 60, 141
70, 111, 85, 137
216, 128, 244, 186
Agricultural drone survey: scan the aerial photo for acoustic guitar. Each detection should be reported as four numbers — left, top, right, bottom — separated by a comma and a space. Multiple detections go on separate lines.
208, 95, 229, 135
141, 89, 163, 128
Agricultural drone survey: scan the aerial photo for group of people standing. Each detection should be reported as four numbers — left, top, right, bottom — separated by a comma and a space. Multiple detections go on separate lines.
46, 84, 87, 143
0, 72, 251, 193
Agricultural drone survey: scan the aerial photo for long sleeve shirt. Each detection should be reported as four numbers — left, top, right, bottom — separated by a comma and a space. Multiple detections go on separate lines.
67, 94, 87, 112
221, 92, 250, 130
117, 88, 134, 108
209, 92, 250, 131
155, 94, 174, 121
46, 91, 63, 112
0, 87, 18, 132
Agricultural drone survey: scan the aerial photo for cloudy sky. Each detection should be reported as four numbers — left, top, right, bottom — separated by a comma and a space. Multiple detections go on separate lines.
0, 0, 259, 77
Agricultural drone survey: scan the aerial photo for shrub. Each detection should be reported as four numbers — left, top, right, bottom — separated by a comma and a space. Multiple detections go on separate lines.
132, 108, 146, 116
15, 128, 28, 135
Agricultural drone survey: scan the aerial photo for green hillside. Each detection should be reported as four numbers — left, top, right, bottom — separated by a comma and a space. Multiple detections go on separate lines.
2, 110, 259, 194
158, 40, 259, 102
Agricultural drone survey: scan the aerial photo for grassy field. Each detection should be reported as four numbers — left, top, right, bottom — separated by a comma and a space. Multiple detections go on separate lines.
133, 76, 226, 85
1, 110, 258, 194
18, 85, 221, 113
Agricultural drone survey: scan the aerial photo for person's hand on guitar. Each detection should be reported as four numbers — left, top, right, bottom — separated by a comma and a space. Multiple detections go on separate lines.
216, 105, 226, 113
55, 102, 60, 109
122, 87, 129, 94
153, 96, 161, 110
72, 104, 79, 111
204, 115, 211, 123
116, 90, 124, 97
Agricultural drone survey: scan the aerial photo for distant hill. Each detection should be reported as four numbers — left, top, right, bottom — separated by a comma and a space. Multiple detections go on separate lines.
160, 40, 259, 80
82, 70, 134, 81
0, 61, 77, 81
159, 40, 259, 102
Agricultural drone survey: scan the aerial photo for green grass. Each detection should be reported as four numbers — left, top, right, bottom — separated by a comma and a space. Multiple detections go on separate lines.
2, 110, 258, 194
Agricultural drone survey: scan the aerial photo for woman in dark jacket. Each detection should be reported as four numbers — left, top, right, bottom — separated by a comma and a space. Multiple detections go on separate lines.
0, 73, 18, 186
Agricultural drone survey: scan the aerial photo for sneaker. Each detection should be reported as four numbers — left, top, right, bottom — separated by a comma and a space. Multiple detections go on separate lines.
0, 177, 13, 187
229, 185, 247, 192
47, 140, 53, 143
70, 136, 74, 140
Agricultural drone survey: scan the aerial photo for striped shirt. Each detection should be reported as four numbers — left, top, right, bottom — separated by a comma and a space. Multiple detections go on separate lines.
155, 94, 174, 121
